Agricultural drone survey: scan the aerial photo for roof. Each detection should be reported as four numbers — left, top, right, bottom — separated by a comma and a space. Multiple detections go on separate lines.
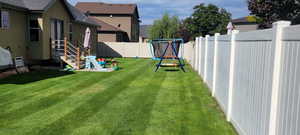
0, 0, 27, 9
89, 17, 124, 32
75, 2, 139, 17
232, 16, 258, 25
65, 2, 100, 26
0, 0, 54, 10
0, 0, 100, 26
140, 25, 151, 38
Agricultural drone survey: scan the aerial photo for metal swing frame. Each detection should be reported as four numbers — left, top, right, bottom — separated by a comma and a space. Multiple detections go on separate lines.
150, 39, 185, 72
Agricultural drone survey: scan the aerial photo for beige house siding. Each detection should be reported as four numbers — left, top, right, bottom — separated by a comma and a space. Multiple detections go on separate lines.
0, 8, 27, 59
94, 16, 132, 40
235, 24, 258, 32
41, 0, 71, 60
98, 33, 117, 42
0, 1, 99, 63
72, 23, 98, 54
27, 15, 44, 60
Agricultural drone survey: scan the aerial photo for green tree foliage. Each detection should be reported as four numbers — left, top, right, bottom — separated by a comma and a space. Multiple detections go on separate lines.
149, 13, 180, 39
184, 4, 231, 37
177, 18, 193, 42
248, 0, 300, 28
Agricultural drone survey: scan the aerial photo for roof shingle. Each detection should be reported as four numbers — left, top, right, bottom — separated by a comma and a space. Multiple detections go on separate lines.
0, 0, 53, 10
0, 0, 100, 26
75, 2, 137, 16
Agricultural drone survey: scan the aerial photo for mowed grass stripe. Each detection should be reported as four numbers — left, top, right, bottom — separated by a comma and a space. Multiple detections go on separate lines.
0, 59, 237, 135
182, 65, 236, 135
0, 59, 140, 110
25, 60, 151, 135
70, 60, 167, 135
0, 72, 105, 112
108, 67, 167, 135
0, 59, 144, 131
0, 70, 77, 96
0, 71, 115, 126
0, 58, 139, 96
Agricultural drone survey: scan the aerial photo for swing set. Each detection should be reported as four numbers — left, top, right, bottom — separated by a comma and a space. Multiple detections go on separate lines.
149, 39, 185, 72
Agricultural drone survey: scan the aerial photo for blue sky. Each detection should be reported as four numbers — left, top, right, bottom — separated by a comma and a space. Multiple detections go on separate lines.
68, 0, 249, 25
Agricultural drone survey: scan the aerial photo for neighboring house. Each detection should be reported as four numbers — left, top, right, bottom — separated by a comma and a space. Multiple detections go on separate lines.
89, 17, 129, 42
139, 25, 151, 43
0, 0, 99, 64
75, 2, 140, 42
232, 16, 258, 32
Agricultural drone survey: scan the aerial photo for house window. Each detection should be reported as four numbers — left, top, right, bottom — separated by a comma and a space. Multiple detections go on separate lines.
29, 19, 40, 41
1, 11, 10, 29
69, 23, 73, 42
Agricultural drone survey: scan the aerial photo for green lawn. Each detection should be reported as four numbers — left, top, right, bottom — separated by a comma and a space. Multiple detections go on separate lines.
0, 58, 236, 135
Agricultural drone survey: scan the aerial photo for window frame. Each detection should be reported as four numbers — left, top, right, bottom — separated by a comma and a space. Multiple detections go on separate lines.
68, 23, 73, 42
29, 19, 41, 42
0, 10, 10, 29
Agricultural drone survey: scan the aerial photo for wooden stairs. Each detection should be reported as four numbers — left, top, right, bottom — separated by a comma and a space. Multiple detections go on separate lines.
56, 38, 90, 70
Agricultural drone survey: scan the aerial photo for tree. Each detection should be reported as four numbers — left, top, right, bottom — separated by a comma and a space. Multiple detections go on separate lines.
176, 18, 193, 42
185, 4, 231, 37
149, 13, 180, 39
248, 0, 300, 28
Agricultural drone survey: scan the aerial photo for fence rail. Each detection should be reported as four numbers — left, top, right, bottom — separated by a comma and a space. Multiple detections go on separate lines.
189, 21, 300, 135
96, 42, 195, 59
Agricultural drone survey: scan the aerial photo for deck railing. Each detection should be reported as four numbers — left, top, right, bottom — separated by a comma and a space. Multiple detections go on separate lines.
51, 38, 89, 69
188, 21, 300, 135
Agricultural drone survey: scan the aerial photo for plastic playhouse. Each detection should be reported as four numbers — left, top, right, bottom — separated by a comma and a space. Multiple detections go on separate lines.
64, 56, 119, 72
84, 56, 119, 72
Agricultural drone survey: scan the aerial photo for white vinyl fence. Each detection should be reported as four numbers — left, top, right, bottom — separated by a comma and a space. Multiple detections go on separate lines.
96, 42, 152, 58
189, 21, 300, 135
96, 42, 194, 59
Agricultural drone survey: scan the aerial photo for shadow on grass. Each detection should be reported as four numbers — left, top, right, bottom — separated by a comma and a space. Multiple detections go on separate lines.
0, 70, 75, 85
164, 69, 181, 72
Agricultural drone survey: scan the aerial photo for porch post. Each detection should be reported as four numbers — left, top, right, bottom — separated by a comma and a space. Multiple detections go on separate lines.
76, 47, 80, 69
64, 37, 67, 60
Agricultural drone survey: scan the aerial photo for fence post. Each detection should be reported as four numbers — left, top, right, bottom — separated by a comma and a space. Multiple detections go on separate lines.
212, 33, 220, 97
268, 21, 291, 135
194, 37, 199, 70
198, 37, 203, 75
204, 35, 210, 82
227, 30, 239, 121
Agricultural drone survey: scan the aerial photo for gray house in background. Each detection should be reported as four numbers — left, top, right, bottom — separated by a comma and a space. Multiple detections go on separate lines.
139, 25, 151, 43
232, 16, 258, 32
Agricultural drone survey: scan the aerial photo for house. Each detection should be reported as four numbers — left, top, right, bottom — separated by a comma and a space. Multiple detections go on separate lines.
232, 16, 258, 32
75, 2, 140, 42
0, 0, 99, 65
89, 17, 129, 42
139, 25, 151, 43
